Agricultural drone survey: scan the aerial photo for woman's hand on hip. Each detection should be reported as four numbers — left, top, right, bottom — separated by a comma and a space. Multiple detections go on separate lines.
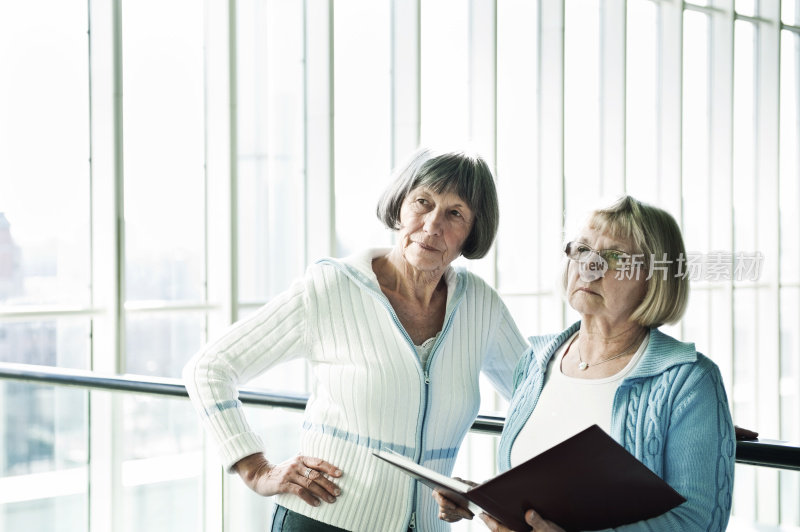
234, 453, 343, 507
479, 510, 566, 532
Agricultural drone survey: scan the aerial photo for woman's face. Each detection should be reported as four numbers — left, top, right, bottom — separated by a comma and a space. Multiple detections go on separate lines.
566, 226, 648, 327
396, 186, 474, 273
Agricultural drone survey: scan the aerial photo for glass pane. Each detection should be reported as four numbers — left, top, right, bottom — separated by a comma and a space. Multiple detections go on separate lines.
780, 42, 800, 525
626, 0, 659, 202
780, 31, 800, 285
732, 288, 757, 427
333, 0, 392, 257
682, 288, 710, 358
122, 0, 205, 302
496, 0, 540, 294
0, 495, 87, 532
123, 396, 201, 532
783, 0, 799, 25
125, 312, 205, 377
682, 10, 711, 256
0, 382, 88, 531
0, 1, 90, 308
732, 464, 757, 522
0, 319, 90, 369
736, 0, 756, 17
780, 470, 800, 526
237, 0, 306, 303
733, 21, 757, 254
780, 288, 799, 442
731, 290, 757, 521
420, 0, 470, 147
564, 0, 601, 228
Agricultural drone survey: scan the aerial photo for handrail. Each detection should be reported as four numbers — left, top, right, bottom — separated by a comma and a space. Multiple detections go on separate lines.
0, 362, 798, 472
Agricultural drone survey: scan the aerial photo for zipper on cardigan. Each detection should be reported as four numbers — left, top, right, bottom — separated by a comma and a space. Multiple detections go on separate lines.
321, 259, 465, 530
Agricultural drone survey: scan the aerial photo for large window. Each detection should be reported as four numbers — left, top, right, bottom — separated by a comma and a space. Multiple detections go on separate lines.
0, 0, 798, 530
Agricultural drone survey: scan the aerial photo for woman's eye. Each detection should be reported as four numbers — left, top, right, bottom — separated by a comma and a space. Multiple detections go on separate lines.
450, 210, 462, 217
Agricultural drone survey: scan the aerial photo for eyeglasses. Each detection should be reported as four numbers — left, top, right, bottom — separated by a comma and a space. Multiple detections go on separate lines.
564, 241, 633, 271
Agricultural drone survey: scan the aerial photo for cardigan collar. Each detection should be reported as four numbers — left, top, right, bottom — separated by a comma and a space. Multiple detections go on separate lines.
530, 321, 698, 381
316, 248, 465, 310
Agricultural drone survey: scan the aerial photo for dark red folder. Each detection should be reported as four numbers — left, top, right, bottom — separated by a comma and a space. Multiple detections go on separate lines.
374, 424, 686, 531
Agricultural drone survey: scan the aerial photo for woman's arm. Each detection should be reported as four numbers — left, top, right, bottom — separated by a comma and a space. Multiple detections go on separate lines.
481, 293, 529, 401
609, 361, 735, 532
183, 275, 341, 505
183, 277, 311, 469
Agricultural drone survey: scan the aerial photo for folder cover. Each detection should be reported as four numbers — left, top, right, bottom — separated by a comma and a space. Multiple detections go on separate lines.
373, 424, 686, 532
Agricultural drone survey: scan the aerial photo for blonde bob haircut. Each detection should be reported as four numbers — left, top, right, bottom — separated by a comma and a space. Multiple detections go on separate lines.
561, 195, 689, 328
376, 147, 499, 259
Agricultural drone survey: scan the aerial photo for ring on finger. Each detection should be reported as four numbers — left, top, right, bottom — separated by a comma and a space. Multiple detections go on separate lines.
304, 467, 312, 479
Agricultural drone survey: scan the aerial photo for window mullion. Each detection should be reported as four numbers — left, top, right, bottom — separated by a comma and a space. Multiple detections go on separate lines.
708, 0, 735, 393
202, 0, 237, 530
753, 0, 782, 523
538, 0, 566, 329
656, 0, 683, 214
304, 0, 335, 263
390, 0, 420, 168
600, 0, 626, 196
467, 0, 498, 286
88, 0, 124, 528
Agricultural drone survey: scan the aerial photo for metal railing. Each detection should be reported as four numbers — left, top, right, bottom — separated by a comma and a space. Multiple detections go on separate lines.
0, 362, 797, 472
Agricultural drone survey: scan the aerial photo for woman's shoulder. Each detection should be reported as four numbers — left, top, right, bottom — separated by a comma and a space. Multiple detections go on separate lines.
307, 250, 381, 287
527, 323, 580, 356
634, 330, 727, 396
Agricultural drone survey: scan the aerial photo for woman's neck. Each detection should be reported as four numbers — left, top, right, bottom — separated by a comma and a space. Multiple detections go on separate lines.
375, 249, 447, 307
577, 319, 648, 364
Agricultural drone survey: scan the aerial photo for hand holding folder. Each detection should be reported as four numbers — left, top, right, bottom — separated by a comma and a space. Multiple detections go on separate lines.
374, 425, 686, 532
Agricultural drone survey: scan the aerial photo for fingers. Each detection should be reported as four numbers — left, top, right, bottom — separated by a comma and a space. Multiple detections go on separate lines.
524, 509, 566, 532
290, 455, 345, 507
734, 425, 759, 440
432, 490, 473, 522
479, 513, 511, 531
303, 455, 343, 478
257, 455, 343, 508
299, 456, 343, 500
453, 476, 479, 488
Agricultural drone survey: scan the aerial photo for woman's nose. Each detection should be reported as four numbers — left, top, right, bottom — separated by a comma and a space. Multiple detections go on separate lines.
423, 209, 444, 235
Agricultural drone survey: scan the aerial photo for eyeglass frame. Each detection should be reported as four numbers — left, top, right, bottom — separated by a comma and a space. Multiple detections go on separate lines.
563, 241, 640, 272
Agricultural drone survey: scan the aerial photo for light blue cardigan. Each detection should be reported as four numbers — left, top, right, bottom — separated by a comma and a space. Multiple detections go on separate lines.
498, 322, 735, 531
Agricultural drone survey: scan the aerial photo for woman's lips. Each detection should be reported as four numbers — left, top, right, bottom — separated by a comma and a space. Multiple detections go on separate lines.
415, 241, 440, 252
577, 287, 599, 296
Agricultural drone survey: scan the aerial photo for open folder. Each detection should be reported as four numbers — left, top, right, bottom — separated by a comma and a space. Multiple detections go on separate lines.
373, 425, 686, 532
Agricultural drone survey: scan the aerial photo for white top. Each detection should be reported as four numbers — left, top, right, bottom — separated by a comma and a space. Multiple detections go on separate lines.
509, 330, 649, 467
415, 334, 440, 367
183, 249, 528, 532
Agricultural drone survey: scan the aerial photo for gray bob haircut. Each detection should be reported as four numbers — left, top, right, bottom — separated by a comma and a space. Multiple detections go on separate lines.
561, 195, 689, 328
376, 147, 499, 259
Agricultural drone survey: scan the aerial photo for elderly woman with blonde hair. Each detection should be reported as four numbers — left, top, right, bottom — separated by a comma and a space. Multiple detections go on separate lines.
436, 195, 735, 532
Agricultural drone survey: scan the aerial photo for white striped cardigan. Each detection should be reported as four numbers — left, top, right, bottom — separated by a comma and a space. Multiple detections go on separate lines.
183, 249, 528, 531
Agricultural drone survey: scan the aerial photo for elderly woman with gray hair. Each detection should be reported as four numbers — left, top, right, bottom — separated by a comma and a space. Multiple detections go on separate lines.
435, 196, 735, 532
184, 147, 527, 532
